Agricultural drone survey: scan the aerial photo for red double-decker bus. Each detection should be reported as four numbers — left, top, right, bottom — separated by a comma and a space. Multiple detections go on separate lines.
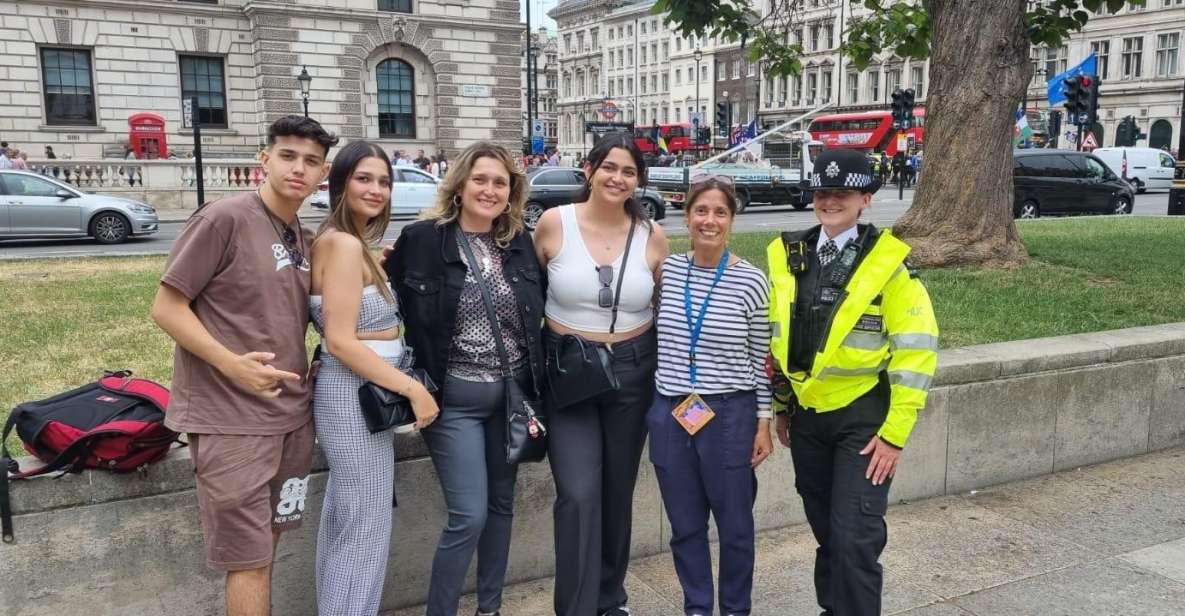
634, 123, 710, 155
807, 109, 926, 155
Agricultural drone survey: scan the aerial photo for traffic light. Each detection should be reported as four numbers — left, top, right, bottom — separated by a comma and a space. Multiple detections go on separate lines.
890, 88, 915, 129
1085, 76, 1100, 126
890, 89, 905, 128
1116, 115, 1146, 147
901, 89, 915, 129
1063, 75, 1095, 125
715, 103, 728, 135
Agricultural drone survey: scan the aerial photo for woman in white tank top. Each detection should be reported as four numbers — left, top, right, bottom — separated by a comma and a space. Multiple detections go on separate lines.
532, 133, 669, 616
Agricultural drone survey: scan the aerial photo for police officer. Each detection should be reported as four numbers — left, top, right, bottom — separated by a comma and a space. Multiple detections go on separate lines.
766, 149, 939, 615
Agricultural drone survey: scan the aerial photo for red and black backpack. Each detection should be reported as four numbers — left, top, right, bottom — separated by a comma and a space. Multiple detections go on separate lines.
1, 371, 179, 543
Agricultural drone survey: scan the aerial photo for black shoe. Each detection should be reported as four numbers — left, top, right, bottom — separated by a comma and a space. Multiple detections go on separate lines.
474, 611, 500, 616
600, 608, 631, 616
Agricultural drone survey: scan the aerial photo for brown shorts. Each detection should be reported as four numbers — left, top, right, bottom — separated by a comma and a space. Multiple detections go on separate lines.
189, 420, 315, 571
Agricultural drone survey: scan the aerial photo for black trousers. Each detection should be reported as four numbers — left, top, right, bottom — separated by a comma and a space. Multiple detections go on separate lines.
789, 386, 892, 616
546, 329, 657, 616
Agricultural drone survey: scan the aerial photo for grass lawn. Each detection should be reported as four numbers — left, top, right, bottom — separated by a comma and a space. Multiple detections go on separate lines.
2, 216, 1183, 451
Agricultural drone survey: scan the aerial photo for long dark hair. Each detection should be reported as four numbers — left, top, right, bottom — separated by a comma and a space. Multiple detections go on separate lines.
578, 132, 650, 226
316, 140, 395, 302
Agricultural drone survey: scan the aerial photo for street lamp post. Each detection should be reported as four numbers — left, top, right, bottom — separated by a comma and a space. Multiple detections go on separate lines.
297, 66, 312, 118
694, 47, 703, 151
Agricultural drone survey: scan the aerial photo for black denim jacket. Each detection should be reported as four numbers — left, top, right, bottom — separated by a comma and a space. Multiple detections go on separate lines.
385, 219, 547, 401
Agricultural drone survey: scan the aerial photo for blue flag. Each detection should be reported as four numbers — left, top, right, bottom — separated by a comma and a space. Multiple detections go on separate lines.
1047, 54, 1097, 106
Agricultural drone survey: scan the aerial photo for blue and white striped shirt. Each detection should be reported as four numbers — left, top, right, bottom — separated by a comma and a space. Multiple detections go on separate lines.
654, 253, 772, 417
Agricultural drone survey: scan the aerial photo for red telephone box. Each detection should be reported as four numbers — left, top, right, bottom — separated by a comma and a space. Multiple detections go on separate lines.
128, 113, 168, 159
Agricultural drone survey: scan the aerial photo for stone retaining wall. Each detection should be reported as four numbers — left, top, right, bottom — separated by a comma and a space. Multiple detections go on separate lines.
3, 323, 1184, 615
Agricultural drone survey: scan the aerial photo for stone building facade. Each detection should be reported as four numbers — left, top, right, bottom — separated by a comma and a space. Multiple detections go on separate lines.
544, 0, 1184, 155
521, 26, 558, 153
1032, 1, 1184, 151
550, 0, 612, 155
0, 0, 524, 159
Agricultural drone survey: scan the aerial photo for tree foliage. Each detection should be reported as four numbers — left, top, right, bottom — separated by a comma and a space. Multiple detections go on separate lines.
654, 0, 1145, 76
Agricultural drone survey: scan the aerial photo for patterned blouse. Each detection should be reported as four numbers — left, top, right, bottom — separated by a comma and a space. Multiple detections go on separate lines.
447, 231, 528, 382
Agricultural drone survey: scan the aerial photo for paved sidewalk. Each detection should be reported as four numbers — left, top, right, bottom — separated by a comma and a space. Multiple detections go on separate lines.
386, 446, 1185, 615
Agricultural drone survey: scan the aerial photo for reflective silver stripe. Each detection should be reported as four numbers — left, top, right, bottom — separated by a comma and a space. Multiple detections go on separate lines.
817, 361, 888, 378
842, 331, 888, 350
889, 370, 933, 390
889, 333, 939, 351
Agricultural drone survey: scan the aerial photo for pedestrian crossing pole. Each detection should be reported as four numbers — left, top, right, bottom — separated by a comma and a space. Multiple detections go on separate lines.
897, 130, 906, 201
1169, 81, 1185, 215
185, 96, 206, 207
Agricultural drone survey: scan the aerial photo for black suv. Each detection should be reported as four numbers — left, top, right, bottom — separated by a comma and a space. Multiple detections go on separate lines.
524, 167, 666, 229
1012, 150, 1135, 218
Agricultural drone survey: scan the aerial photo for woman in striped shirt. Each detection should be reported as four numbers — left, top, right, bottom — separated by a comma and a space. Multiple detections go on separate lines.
647, 176, 773, 616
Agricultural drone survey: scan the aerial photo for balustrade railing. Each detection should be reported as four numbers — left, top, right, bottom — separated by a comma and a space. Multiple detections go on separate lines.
21, 159, 265, 193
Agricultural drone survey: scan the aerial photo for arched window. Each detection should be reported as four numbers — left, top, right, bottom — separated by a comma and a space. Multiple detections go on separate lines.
377, 59, 415, 138
1149, 119, 1173, 150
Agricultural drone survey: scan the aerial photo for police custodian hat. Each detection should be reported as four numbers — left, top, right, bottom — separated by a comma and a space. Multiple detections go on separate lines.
810, 149, 879, 193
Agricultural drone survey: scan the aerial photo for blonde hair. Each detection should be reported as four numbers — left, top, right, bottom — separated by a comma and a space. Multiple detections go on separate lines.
315, 141, 395, 302
420, 141, 527, 247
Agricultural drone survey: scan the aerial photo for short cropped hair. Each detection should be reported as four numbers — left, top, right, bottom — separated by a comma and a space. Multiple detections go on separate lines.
266, 115, 339, 156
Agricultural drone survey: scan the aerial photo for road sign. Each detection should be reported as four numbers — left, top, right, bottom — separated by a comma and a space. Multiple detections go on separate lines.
690, 112, 702, 126
461, 84, 491, 97
532, 119, 545, 136
600, 101, 619, 119
531, 135, 545, 155
1077, 112, 1089, 125
1080, 131, 1099, 149
182, 99, 193, 129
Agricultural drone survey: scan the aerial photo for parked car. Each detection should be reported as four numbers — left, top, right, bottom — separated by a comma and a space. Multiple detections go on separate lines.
1012, 150, 1135, 218
0, 170, 159, 244
1091, 147, 1175, 193
524, 166, 666, 229
310, 165, 440, 215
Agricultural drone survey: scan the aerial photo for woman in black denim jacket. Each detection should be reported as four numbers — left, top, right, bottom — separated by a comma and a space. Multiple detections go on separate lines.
385, 142, 544, 616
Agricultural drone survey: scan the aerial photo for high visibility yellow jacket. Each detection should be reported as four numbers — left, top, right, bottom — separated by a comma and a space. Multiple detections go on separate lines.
767, 227, 938, 448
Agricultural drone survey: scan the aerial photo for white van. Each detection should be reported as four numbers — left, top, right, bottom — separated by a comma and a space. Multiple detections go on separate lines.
1091, 147, 1176, 192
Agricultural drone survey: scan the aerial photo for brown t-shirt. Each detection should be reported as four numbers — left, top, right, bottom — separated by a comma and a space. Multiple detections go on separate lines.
161, 191, 313, 435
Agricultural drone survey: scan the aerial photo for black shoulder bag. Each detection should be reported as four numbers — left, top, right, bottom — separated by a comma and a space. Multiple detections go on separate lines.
457, 230, 548, 465
545, 218, 637, 409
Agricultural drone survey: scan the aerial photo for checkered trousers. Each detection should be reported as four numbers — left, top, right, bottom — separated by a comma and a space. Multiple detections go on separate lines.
313, 348, 402, 614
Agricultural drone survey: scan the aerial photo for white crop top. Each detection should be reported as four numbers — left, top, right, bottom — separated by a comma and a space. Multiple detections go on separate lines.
545, 204, 654, 333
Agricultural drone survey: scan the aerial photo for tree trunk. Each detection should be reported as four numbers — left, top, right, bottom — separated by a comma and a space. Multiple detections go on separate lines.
892, 0, 1031, 267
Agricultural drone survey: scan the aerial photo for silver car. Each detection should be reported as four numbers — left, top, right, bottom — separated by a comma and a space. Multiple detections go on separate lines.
0, 170, 159, 244
310, 165, 441, 216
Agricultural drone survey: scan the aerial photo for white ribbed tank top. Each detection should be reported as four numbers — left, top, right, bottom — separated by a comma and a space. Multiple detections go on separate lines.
544, 204, 654, 333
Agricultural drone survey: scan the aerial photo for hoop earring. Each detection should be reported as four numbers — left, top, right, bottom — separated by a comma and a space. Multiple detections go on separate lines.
452, 194, 462, 209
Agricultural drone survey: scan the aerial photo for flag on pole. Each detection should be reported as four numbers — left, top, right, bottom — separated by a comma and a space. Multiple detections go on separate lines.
1014, 110, 1033, 147
1047, 54, 1097, 105
657, 134, 669, 154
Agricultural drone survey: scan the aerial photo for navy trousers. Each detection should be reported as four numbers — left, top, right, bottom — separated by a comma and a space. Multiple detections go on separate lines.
789, 386, 892, 616
648, 390, 758, 616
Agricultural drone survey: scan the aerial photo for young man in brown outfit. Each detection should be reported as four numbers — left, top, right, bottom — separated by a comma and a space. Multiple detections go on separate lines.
152, 116, 337, 616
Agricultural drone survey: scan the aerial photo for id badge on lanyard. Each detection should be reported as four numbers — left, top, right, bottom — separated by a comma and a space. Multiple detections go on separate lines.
672, 250, 729, 436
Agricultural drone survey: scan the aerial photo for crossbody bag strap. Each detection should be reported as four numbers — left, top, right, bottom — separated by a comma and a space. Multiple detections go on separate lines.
456, 228, 513, 378
608, 218, 638, 336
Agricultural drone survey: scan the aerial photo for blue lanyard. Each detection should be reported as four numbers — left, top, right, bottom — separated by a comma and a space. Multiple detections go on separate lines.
684, 249, 729, 387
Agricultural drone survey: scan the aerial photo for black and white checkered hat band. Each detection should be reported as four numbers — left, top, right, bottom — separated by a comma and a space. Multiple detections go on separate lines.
811, 173, 873, 188
843, 173, 873, 188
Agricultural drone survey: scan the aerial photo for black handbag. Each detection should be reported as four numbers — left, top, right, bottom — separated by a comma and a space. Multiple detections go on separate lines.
545, 218, 636, 409
357, 369, 438, 434
457, 229, 548, 465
